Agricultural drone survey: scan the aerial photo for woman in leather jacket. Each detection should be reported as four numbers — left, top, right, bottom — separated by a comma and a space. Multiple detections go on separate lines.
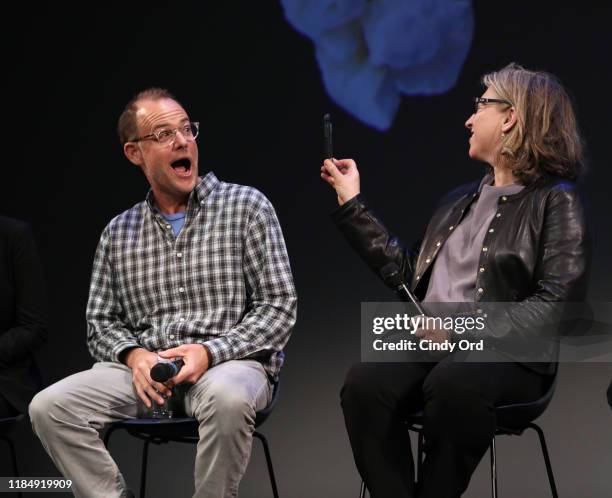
320, 63, 590, 498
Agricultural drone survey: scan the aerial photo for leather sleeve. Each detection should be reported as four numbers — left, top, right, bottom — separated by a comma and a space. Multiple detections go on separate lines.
483, 184, 591, 352
331, 194, 421, 289
530, 184, 591, 302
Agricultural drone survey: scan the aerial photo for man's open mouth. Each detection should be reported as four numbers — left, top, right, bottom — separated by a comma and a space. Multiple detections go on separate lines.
171, 158, 192, 176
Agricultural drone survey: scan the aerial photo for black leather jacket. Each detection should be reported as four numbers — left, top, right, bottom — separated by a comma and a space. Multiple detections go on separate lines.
332, 175, 591, 375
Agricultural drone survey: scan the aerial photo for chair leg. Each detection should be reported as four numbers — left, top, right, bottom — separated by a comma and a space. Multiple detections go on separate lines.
359, 479, 366, 498
140, 440, 150, 498
528, 423, 559, 498
416, 432, 424, 484
490, 436, 497, 498
254, 431, 279, 498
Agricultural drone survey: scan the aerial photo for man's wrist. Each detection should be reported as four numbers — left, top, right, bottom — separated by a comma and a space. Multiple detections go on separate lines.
122, 347, 145, 368
200, 344, 213, 366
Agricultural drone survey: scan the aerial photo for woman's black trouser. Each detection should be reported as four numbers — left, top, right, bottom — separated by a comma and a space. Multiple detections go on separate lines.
340, 352, 548, 498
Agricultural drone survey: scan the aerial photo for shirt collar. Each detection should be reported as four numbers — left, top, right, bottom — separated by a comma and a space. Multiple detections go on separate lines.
145, 171, 220, 213
477, 173, 494, 192
193, 171, 219, 204
470, 171, 550, 203
478, 173, 524, 196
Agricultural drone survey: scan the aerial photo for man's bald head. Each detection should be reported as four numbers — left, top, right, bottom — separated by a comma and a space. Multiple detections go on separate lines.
117, 88, 182, 144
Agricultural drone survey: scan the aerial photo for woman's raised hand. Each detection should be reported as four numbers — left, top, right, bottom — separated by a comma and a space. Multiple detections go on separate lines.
320, 158, 361, 206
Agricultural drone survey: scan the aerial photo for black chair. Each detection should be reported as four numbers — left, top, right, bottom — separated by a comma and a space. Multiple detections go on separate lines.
105, 382, 281, 498
0, 414, 25, 498
359, 374, 559, 498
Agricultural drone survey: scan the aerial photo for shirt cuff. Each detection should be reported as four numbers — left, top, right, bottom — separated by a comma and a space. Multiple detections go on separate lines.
113, 342, 141, 364
201, 337, 233, 367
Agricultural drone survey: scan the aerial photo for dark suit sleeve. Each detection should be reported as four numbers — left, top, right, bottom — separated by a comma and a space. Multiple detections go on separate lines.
0, 223, 48, 368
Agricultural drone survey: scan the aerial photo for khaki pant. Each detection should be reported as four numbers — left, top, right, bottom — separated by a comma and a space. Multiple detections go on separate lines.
29, 360, 271, 498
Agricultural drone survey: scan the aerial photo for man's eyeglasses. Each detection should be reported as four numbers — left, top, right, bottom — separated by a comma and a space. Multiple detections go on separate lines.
130, 121, 199, 147
473, 97, 512, 114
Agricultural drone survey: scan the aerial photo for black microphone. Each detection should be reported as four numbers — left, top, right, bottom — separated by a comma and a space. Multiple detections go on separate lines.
150, 359, 184, 383
323, 113, 333, 159
380, 263, 426, 315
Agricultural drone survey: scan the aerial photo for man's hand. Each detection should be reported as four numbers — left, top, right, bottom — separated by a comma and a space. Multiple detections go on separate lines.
125, 347, 173, 408
158, 344, 210, 387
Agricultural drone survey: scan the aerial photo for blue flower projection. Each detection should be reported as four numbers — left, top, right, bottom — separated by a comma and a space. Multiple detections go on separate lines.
282, 0, 474, 130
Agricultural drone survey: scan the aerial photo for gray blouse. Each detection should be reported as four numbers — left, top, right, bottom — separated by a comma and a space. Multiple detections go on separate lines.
424, 175, 524, 303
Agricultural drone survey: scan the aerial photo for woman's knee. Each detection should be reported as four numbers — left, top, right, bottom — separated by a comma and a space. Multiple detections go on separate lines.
340, 363, 382, 409
422, 366, 494, 442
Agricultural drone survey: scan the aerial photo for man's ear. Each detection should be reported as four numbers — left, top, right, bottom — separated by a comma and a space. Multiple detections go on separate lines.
124, 142, 143, 166
501, 107, 517, 133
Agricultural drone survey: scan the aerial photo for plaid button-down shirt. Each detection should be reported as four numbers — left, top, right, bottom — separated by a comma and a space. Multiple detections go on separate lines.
86, 172, 297, 380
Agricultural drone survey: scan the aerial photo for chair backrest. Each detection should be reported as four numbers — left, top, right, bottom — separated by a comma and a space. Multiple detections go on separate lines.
495, 369, 558, 430
255, 380, 279, 427
406, 368, 559, 432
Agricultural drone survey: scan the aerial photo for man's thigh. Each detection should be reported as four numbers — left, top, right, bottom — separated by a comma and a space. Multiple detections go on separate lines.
32, 362, 140, 429
183, 360, 271, 418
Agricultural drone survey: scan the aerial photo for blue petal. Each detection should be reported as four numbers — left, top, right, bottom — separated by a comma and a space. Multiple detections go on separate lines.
281, 0, 367, 39
363, 0, 442, 68
316, 21, 364, 62
282, 0, 474, 130
316, 42, 400, 131
362, 0, 473, 70
392, 10, 473, 94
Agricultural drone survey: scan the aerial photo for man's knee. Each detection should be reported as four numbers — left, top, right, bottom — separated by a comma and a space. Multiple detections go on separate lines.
29, 378, 90, 432
29, 390, 46, 427
194, 382, 257, 435
29, 385, 64, 434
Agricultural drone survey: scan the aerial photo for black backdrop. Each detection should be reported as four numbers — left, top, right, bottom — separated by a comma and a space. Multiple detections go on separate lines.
2, 2, 611, 497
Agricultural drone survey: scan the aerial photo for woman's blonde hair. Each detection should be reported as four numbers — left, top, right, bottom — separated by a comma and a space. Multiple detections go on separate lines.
483, 63, 585, 183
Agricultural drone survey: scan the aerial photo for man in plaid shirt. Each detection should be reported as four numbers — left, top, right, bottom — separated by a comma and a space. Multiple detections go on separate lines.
29, 89, 297, 498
